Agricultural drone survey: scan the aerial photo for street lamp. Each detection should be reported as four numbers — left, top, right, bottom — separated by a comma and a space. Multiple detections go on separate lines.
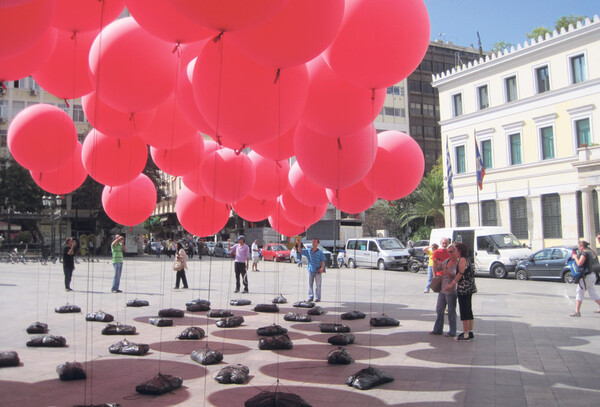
42, 195, 62, 257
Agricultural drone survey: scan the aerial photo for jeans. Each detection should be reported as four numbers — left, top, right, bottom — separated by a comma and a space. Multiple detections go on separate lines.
433, 292, 457, 335
63, 266, 73, 290
425, 266, 434, 290
234, 262, 248, 291
175, 270, 188, 289
112, 262, 123, 291
308, 271, 322, 300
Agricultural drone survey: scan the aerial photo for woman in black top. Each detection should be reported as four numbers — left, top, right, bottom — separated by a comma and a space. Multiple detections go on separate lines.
570, 240, 600, 317
447, 242, 477, 341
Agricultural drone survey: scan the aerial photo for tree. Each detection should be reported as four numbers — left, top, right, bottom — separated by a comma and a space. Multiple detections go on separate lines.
490, 41, 514, 54
527, 14, 587, 39
526, 26, 550, 40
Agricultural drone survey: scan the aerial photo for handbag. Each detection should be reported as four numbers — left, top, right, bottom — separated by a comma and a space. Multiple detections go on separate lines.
173, 260, 183, 271
430, 275, 443, 293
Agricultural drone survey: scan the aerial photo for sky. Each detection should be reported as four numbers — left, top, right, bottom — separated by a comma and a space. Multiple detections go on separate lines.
423, 0, 599, 51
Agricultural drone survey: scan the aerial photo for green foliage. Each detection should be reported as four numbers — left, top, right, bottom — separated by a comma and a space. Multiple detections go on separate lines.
15, 231, 33, 243
143, 216, 165, 235
526, 14, 587, 40
526, 26, 550, 40
411, 225, 433, 241
397, 160, 445, 229
0, 158, 44, 213
490, 41, 514, 54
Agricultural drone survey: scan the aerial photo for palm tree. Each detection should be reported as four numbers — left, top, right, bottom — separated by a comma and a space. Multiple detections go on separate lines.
398, 163, 445, 228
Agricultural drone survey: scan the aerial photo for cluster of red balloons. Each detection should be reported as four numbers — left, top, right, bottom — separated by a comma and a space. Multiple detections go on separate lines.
3, 0, 429, 233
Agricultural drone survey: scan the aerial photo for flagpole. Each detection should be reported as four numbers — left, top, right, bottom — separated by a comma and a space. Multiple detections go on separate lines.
445, 136, 454, 228
475, 130, 481, 226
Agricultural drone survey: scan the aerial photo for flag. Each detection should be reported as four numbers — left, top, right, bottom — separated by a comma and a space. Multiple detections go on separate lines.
474, 134, 485, 190
445, 136, 454, 200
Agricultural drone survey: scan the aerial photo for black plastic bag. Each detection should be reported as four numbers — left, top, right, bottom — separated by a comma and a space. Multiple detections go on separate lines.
258, 334, 293, 350
102, 323, 136, 335
26, 335, 66, 347
341, 311, 366, 320
307, 306, 324, 316
272, 294, 287, 304
57, 361, 86, 380
293, 301, 315, 308
207, 309, 233, 318
369, 314, 400, 327
190, 348, 223, 365
230, 298, 252, 306
284, 312, 312, 322
26, 321, 48, 334
158, 308, 185, 318
346, 366, 394, 390
186, 298, 211, 307
0, 351, 19, 367
136, 373, 183, 395
177, 326, 205, 340
245, 391, 312, 407
74, 404, 121, 407
108, 339, 149, 356
257, 324, 288, 337
186, 302, 210, 312
127, 299, 149, 307
86, 310, 114, 322
216, 316, 244, 328
319, 323, 350, 333
328, 347, 353, 365
215, 364, 249, 384
254, 304, 279, 313
150, 318, 173, 327
55, 304, 81, 313
328, 333, 355, 346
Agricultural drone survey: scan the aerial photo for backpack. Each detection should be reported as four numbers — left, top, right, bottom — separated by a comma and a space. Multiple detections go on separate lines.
567, 258, 584, 284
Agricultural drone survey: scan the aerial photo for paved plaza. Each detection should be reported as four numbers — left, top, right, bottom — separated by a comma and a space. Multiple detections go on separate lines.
1, 254, 600, 406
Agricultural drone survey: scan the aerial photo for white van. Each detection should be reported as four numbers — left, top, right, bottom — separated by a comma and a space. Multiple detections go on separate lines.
345, 238, 410, 270
429, 227, 532, 278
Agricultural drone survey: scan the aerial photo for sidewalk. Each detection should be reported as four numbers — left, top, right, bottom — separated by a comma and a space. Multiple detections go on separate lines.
1, 257, 600, 406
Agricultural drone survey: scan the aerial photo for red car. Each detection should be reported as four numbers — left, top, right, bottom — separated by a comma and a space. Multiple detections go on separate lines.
261, 243, 291, 262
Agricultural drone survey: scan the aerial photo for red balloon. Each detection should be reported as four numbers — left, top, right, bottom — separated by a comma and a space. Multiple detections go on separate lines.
89, 17, 180, 112
81, 129, 147, 186
0, 0, 55, 59
168, 0, 291, 32
82, 91, 156, 138
287, 161, 328, 206
324, 0, 430, 89
125, 0, 215, 43
363, 131, 425, 201
30, 142, 87, 195
0, 26, 57, 82
232, 195, 276, 222
247, 151, 289, 200
0, 1, 38, 8
251, 123, 296, 161
181, 140, 219, 195
180, 40, 209, 65
52, 0, 124, 33
280, 190, 328, 226
150, 133, 204, 176
200, 148, 255, 203
102, 173, 157, 226
176, 186, 230, 237
294, 123, 377, 189
302, 56, 386, 136
192, 39, 309, 146
7, 103, 77, 172
176, 58, 215, 136
268, 205, 306, 237
326, 180, 376, 214
33, 29, 97, 99
228, 0, 344, 68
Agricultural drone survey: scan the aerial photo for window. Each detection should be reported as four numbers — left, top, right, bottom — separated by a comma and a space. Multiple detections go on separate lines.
477, 85, 489, 109
408, 80, 421, 92
452, 93, 463, 117
570, 54, 586, 84
386, 86, 403, 96
423, 103, 434, 116
542, 193, 562, 238
12, 100, 25, 117
409, 102, 421, 115
456, 203, 470, 227
73, 104, 86, 122
509, 133, 522, 165
481, 200, 497, 226
410, 126, 423, 137
455, 145, 466, 174
420, 60, 432, 72
0, 100, 7, 120
535, 65, 550, 93
57, 102, 69, 114
575, 118, 591, 147
510, 197, 528, 239
421, 82, 434, 94
424, 126, 435, 138
505, 75, 517, 102
481, 139, 492, 169
0, 130, 6, 148
540, 126, 554, 159
383, 107, 405, 117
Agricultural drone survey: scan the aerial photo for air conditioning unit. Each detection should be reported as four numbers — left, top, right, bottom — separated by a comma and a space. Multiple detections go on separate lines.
30, 89, 38, 96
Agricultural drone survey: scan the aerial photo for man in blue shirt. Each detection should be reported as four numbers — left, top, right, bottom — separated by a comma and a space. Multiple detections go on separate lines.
296, 238, 326, 302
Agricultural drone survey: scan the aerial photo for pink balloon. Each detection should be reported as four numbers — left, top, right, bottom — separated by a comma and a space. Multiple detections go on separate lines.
287, 161, 328, 206
82, 91, 156, 138
150, 133, 204, 176
136, 93, 197, 149
324, 0, 430, 89
81, 129, 147, 186
89, 17, 179, 112
247, 151, 289, 200
168, 0, 291, 32
326, 180, 376, 214
228, 0, 344, 68
0, 26, 57, 82
125, 0, 215, 43
176, 58, 215, 136
232, 195, 276, 222
0, 0, 55, 59
280, 191, 328, 226
176, 186, 230, 237
268, 206, 306, 237
302, 56, 386, 136
192, 39, 309, 146
294, 123, 377, 189
7, 103, 77, 172
251, 123, 296, 161
30, 142, 87, 195
33, 29, 97, 99
200, 148, 255, 203
363, 131, 425, 201
181, 140, 219, 194
52, 0, 124, 33
102, 173, 157, 226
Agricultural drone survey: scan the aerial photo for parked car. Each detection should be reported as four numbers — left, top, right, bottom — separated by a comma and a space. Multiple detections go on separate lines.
203, 241, 216, 256
345, 237, 410, 270
410, 239, 430, 257
515, 245, 588, 283
213, 242, 232, 258
302, 243, 333, 268
261, 243, 291, 262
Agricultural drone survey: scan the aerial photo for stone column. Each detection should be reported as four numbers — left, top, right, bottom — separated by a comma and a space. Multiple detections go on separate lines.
581, 188, 595, 251
528, 195, 543, 250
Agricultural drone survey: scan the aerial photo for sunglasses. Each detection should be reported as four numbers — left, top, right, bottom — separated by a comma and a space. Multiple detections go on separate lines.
448, 249, 456, 253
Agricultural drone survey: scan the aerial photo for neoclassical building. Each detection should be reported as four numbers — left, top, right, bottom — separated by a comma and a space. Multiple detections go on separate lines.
432, 16, 600, 251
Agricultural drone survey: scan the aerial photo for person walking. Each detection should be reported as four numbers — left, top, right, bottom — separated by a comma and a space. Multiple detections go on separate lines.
63, 237, 77, 291
423, 243, 439, 293
569, 240, 600, 316
111, 234, 125, 293
432, 238, 451, 278
174, 241, 189, 289
228, 236, 251, 293
296, 238, 326, 302
251, 239, 260, 272
447, 242, 477, 341
429, 244, 457, 337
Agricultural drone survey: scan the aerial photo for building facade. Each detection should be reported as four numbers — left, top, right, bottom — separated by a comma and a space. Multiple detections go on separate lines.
432, 16, 600, 251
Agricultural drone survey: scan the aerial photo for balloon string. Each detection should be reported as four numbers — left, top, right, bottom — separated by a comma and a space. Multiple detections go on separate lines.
212, 31, 224, 43
274, 68, 281, 84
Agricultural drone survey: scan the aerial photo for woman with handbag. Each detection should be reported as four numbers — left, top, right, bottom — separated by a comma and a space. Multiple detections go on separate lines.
447, 242, 477, 341
429, 244, 457, 337
569, 240, 600, 317
174, 242, 189, 289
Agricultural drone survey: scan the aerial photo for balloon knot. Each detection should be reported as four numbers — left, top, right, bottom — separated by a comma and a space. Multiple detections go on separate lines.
234, 145, 245, 155
388, 201, 395, 207
117, 139, 121, 148
0, 81, 6, 90
212, 31, 224, 43
337, 138, 342, 150
371, 88, 376, 101
71, 31, 77, 40
335, 189, 340, 200
129, 226, 133, 232
274, 68, 281, 84
172, 43, 181, 53
64, 99, 70, 108
216, 135, 223, 146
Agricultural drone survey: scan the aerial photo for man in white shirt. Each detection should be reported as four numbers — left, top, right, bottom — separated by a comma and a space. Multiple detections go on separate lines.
251, 240, 260, 272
